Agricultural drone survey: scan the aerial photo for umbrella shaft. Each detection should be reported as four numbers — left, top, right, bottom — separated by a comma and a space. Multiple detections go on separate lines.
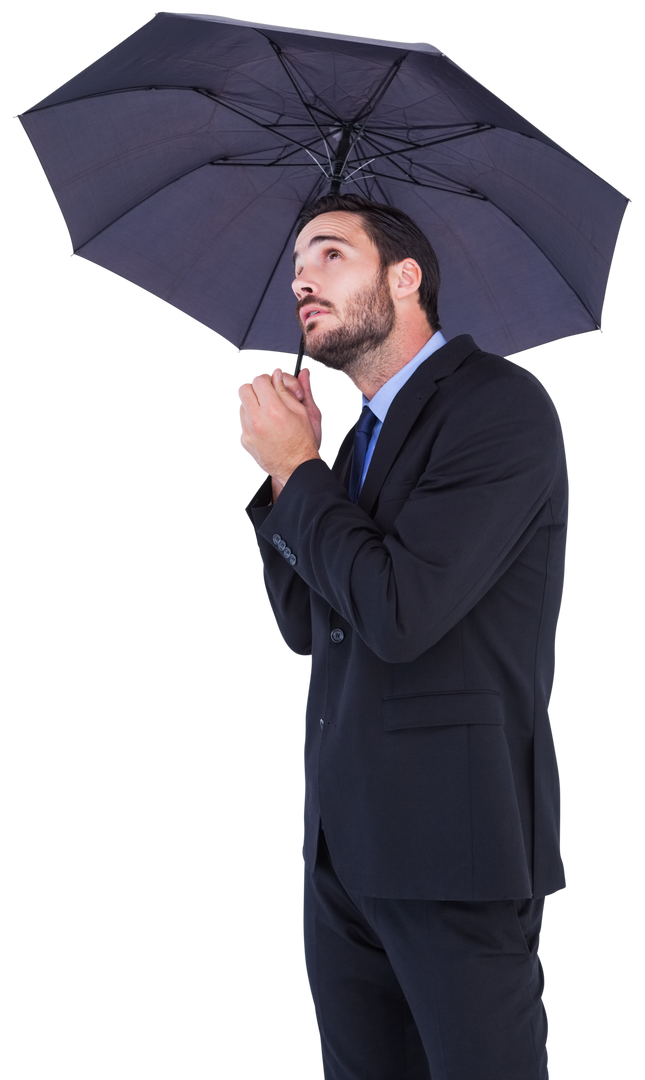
330, 127, 353, 194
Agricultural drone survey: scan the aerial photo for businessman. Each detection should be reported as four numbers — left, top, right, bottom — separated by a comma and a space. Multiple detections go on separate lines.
240, 194, 566, 1079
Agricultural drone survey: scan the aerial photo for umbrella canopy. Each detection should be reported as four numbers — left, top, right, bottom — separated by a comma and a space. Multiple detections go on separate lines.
19, 12, 627, 359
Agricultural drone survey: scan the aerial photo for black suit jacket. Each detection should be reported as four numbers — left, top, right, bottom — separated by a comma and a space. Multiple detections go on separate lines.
247, 336, 567, 900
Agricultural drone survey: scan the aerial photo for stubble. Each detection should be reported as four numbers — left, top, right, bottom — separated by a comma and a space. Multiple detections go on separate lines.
299, 270, 395, 382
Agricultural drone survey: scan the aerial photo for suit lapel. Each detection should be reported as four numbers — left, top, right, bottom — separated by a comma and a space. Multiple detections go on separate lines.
358, 336, 481, 515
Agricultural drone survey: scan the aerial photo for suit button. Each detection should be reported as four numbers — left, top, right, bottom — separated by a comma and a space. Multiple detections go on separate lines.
320, 718, 324, 729
272, 533, 281, 546
278, 539, 286, 552
330, 628, 345, 643
283, 547, 291, 558
289, 554, 297, 566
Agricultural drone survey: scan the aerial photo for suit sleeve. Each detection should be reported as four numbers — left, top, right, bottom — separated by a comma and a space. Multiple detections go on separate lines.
255, 370, 564, 663
246, 477, 313, 655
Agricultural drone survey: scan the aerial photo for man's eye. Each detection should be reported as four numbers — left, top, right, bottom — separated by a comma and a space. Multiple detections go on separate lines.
327, 250, 341, 260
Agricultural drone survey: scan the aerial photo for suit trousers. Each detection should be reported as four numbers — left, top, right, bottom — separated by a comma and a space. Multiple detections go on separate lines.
304, 832, 548, 1080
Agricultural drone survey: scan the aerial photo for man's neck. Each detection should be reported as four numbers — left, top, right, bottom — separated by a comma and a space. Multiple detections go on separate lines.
349, 323, 436, 400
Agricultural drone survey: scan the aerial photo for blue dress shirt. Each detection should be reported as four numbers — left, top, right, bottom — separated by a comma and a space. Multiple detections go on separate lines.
358, 331, 447, 492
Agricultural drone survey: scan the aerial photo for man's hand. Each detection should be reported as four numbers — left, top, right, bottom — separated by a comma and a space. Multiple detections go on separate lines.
239, 368, 322, 499
280, 368, 322, 451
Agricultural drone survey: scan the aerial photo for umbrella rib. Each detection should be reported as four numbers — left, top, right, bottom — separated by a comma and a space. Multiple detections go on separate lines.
305, 148, 333, 179
458, 190, 600, 324
27, 84, 335, 169
369, 174, 394, 206
351, 55, 408, 125
238, 171, 330, 350
69, 149, 380, 257
192, 114, 488, 196
375, 148, 599, 322
237, 162, 339, 352
354, 124, 495, 165
23, 82, 332, 124
254, 31, 334, 111
343, 157, 377, 182
273, 126, 492, 187
192, 87, 330, 157
364, 122, 493, 145
364, 173, 599, 326
193, 87, 362, 176
207, 160, 330, 169
354, 168, 485, 197
377, 122, 496, 135
370, 156, 599, 325
358, 133, 485, 197
204, 153, 480, 184
263, 40, 336, 176
360, 129, 488, 196
238, 196, 311, 351
334, 56, 408, 183
376, 129, 602, 322
207, 127, 341, 168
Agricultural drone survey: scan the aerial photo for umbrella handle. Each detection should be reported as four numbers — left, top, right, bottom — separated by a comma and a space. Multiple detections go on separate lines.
294, 336, 305, 378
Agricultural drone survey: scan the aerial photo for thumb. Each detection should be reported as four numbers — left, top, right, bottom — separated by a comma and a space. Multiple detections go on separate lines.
272, 369, 305, 411
280, 370, 305, 402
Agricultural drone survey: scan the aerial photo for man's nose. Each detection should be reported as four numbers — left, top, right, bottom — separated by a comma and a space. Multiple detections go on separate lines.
292, 269, 316, 299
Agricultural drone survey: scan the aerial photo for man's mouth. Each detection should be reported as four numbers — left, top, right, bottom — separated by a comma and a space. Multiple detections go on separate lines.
299, 303, 332, 329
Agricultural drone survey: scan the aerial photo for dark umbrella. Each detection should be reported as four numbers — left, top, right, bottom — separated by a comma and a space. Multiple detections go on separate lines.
19, 12, 627, 370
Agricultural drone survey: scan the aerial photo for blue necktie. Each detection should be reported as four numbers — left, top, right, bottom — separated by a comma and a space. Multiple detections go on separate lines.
348, 405, 377, 503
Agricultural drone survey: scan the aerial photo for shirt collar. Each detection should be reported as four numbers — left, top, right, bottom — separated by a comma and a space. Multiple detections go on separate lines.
363, 331, 447, 422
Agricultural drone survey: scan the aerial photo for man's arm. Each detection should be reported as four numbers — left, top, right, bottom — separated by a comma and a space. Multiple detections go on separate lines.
246, 368, 564, 664
246, 478, 313, 656
243, 367, 322, 656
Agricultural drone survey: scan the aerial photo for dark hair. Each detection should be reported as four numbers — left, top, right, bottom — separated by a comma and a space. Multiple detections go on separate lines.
297, 193, 441, 330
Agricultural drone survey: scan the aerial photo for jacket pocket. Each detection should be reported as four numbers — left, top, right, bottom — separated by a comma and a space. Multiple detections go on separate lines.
383, 690, 503, 731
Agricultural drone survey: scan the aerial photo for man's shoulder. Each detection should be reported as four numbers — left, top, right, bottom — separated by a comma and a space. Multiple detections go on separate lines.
438, 334, 553, 395
427, 336, 561, 434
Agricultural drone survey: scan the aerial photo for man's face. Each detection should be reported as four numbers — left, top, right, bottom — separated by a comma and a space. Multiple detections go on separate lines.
292, 211, 395, 373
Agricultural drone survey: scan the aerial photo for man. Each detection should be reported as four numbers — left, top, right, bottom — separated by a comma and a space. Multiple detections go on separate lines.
239, 193, 566, 1079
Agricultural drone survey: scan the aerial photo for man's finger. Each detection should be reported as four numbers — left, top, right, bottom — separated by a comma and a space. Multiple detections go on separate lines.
270, 367, 302, 401
274, 369, 310, 411
251, 372, 279, 407
238, 382, 265, 419
299, 367, 311, 394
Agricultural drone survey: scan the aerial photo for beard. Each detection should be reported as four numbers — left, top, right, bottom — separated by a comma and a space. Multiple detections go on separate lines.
299, 271, 395, 376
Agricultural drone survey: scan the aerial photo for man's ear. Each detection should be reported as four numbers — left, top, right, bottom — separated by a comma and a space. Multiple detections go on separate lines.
389, 258, 423, 302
